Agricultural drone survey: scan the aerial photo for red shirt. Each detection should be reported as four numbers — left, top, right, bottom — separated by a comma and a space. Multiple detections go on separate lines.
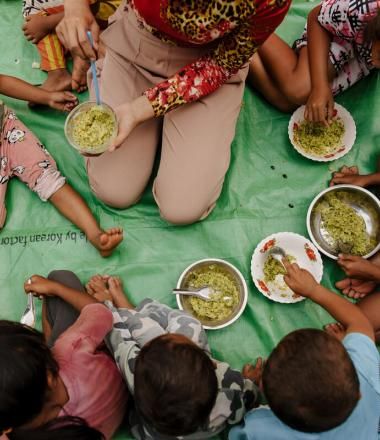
125, 0, 291, 115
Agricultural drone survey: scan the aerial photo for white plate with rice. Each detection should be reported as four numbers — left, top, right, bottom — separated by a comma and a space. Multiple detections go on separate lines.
288, 103, 356, 162
251, 232, 323, 303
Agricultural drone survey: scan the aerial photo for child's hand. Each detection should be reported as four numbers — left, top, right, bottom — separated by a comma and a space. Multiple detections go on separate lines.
242, 357, 264, 386
283, 260, 318, 298
48, 91, 78, 112
337, 254, 380, 281
304, 84, 334, 125
329, 165, 370, 187
24, 275, 58, 297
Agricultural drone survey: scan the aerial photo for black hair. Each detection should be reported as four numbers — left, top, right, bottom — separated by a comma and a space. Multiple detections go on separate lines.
0, 320, 59, 432
134, 334, 218, 436
263, 329, 360, 433
364, 10, 380, 43
9, 416, 104, 440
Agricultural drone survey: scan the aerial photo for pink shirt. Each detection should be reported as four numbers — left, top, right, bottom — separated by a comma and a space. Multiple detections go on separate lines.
53, 304, 128, 439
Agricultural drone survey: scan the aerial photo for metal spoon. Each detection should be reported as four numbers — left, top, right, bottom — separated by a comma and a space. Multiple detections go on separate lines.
20, 278, 36, 327
267, 246, 287, 269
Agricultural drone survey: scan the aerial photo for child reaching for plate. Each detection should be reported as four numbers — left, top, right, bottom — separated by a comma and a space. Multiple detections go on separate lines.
248, 0, 380, 124
229, 260, 380, 439
36, 271, 260, 439
0, 74, 123, 257
0, 270, 127, 440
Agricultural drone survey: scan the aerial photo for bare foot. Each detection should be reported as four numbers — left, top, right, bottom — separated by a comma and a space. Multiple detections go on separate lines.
41, 69, 72, 92
23, 14, 56, 44
86, 274, 111, 302
107, 276, 128, 308
91, 227, 123, 257
335, 278, 377, 299
336, 251, 380, 299
72, 56, 90, 93
324, 322, 346, 341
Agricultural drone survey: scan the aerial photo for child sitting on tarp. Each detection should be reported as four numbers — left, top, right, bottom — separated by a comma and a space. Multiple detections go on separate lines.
88, 273, 259, 439
22, 0, 121, 93
0, 270, 128, 440
248, 0, 380, 124
0, 74, 123, 257
229, 260, 380, 440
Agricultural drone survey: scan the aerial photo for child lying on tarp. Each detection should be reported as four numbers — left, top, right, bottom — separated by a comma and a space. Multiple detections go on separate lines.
0, 74, 122, 257
27, 271, 261, 439
229, 260, 380, 440
0, 270, 128, 440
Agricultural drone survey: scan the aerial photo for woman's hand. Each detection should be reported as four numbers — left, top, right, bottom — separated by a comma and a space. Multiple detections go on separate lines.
304, 83, 334, 125
48, 91, 78, 112
56, 0, 99, 61
24, 275, 59, 297
109, 96, 155, 152
337, 254, 380, 281
283, 260, 319, 298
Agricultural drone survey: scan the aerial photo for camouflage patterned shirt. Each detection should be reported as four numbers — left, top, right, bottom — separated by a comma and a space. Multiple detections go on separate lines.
105, 299, 259, 439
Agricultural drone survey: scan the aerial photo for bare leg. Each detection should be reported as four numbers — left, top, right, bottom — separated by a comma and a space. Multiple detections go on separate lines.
72, 56, 90, 93
49, 183, 123, 257
357, 292, 380, 341
249, 34, 335, 108
248, 53, 295, 112
42, 300, 53, 342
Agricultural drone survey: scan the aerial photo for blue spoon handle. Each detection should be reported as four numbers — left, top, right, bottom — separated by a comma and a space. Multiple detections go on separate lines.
86, 31, 101, 105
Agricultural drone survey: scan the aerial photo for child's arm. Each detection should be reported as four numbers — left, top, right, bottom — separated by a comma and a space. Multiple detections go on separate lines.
338, 254, 380, 282
331, 171, 380, 188
0, 74, 77, 111
24, 274, 97, 311
304, 5, 334, 125
283, 260, 375, 340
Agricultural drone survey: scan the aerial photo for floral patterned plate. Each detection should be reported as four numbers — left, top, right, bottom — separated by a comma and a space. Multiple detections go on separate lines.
251, 232, 324, 303
288, 103, 356, 162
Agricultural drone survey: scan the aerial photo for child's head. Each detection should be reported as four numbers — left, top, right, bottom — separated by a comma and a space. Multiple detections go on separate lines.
262, 329, 360, 433
134, 333, 218, 436
0, 320, 59, 433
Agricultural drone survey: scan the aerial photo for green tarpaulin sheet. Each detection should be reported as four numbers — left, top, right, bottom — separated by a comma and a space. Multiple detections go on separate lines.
0, 1, 379, 438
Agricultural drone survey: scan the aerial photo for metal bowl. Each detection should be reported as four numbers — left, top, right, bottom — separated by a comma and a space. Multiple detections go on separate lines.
307, 185, 380, 259
64, 101, 117, 155
176, 259, 248, 330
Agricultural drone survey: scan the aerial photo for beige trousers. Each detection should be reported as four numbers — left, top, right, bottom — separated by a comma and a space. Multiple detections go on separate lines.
86, 6, 248, 225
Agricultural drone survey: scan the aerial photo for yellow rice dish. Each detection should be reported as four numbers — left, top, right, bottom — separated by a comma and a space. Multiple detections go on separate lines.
72, 106, 115, 148
294, 119, 344, 156
316, 192, 376, 255
184, 265, 240, 321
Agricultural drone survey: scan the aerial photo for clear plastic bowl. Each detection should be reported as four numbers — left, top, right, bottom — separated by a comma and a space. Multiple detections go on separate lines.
64, 101, 118, 155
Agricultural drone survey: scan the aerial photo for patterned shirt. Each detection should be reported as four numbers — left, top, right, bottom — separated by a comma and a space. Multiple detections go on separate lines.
123, 0, 291, 116
318, 0, 379, 70
106, 299, 259, 440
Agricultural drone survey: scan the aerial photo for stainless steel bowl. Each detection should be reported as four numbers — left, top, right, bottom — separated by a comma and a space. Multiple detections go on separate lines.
176, 258, 248, 330
307, 184, 380, 259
